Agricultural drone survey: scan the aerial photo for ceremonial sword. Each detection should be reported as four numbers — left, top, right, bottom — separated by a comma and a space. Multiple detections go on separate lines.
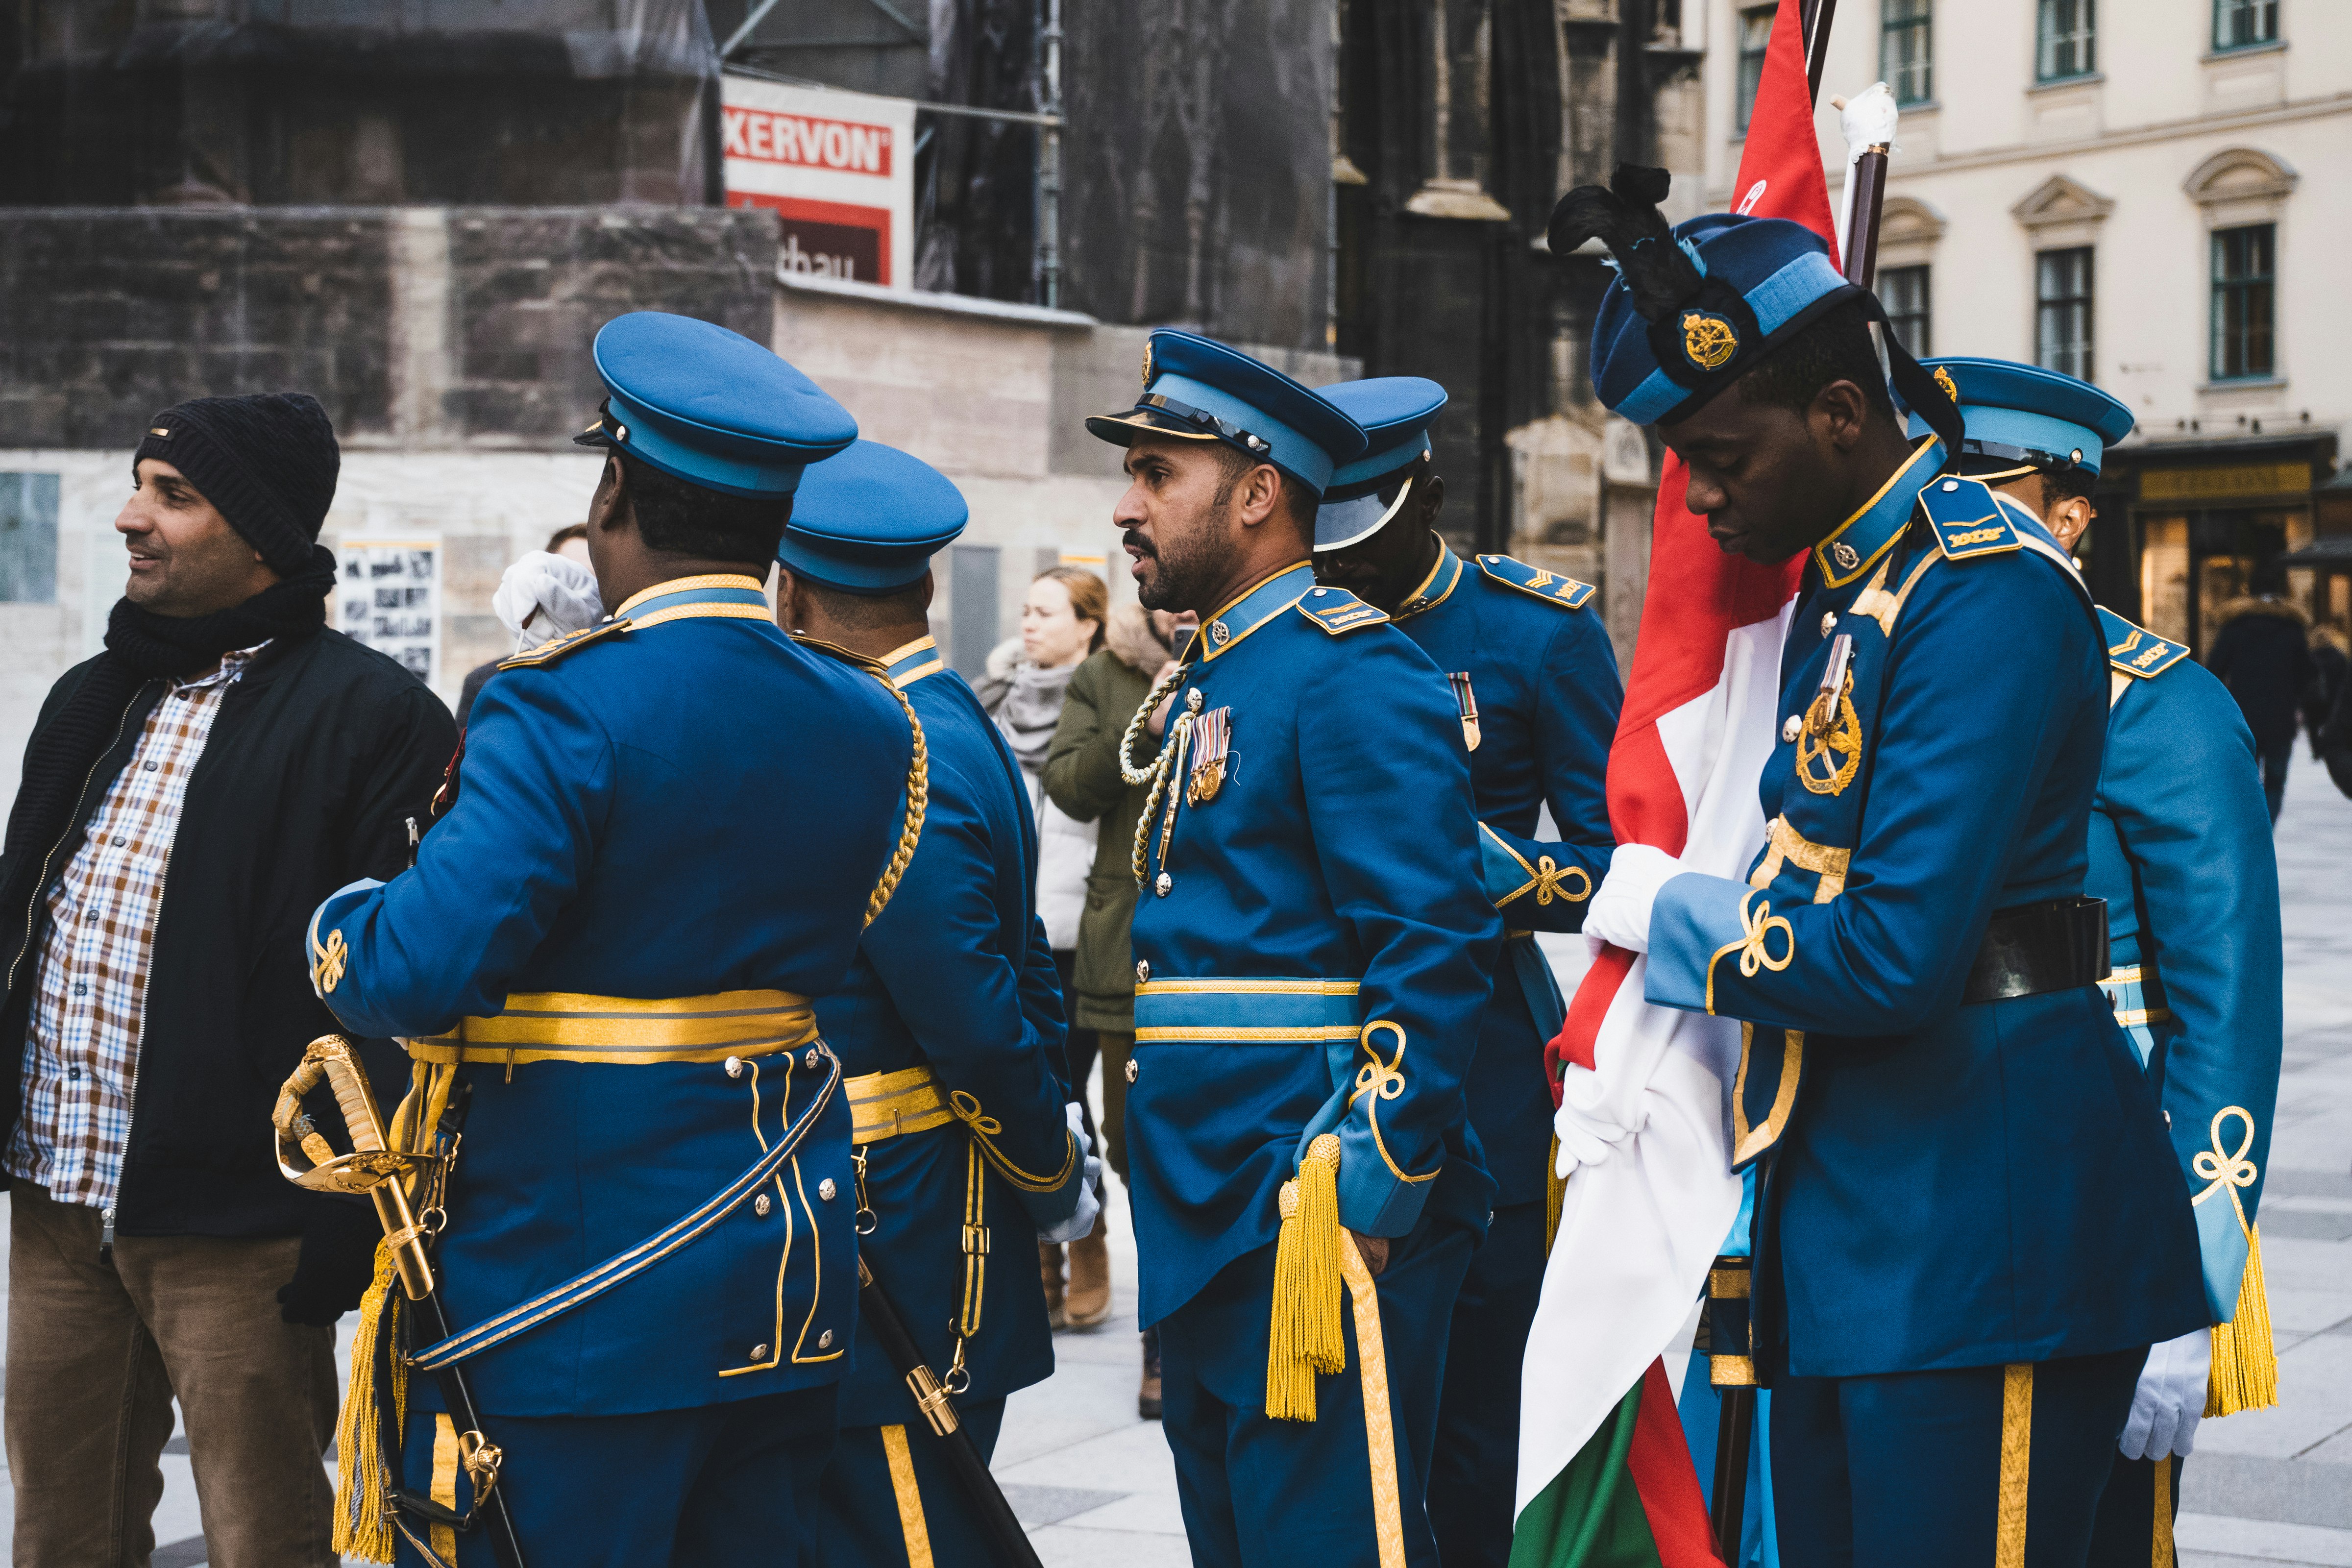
857, 1253, 1046, 1568
274, 1034, 529, 1568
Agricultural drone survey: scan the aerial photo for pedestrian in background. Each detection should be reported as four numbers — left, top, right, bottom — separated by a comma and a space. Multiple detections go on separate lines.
2305, 625, 2346, 760
2207, 561, 2318, 823
980, 564, 1110, 1328
0, 394, 456, 1567
1046, 600, 1186, 1416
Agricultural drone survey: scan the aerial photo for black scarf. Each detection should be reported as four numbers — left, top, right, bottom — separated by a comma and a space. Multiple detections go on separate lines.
1, 547, 337, 881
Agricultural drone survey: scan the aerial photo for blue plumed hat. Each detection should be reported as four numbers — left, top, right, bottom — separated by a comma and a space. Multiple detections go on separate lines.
1551, 165, 1960, 458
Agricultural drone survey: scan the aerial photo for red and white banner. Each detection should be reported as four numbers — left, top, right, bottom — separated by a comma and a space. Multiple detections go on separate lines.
722, 78, 914, 289
1514, 0, 1835, 1529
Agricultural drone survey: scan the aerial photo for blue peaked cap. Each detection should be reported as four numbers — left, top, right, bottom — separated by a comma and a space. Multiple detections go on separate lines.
1589, 214, 1855, 425
1312, 377, 1447, 551
1085, 329, 1368, 496
1909, 358, 2135, 475
574, 312, 857, 499
778, 439, 968, 595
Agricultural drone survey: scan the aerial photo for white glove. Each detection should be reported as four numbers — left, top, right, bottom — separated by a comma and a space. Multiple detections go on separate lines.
492, 551, 604, 652
1036, 1102, 1104, 1245
1580, 843, 1686, 956
1553, 1062, 1645, 1176
2120, 1328, 2210, 1461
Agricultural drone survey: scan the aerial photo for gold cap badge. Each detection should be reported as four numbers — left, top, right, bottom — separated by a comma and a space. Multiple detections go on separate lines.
1682, 311, 1740, 371
1934, 366, 1959, 404
1141, 342, 1155, 388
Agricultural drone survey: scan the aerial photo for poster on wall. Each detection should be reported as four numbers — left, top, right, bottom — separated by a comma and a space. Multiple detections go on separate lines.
337, 537, 442, 685
721, 75, 914, 289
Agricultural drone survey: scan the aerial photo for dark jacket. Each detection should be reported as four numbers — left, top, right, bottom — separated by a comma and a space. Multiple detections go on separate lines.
2206, 596, 2317, 747
1043, 609, 1166, 1033
0, 628, 457, 1237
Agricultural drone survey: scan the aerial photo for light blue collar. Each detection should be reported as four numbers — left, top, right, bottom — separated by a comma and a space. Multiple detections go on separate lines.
1199, 562, 1316, 662
1810, 436, 1944, 591
1394, 537, 1464, 621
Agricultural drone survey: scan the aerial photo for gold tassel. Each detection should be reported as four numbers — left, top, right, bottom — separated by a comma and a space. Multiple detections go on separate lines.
1265, 1133, 1346, 1422
1544, 1134, 1566, 1254
333, 1240, 409, 1563
2206, 1222, 2278, 1417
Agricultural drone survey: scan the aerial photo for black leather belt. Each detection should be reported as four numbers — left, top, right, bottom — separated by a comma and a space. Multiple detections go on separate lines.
1961, 896, 2109, 1004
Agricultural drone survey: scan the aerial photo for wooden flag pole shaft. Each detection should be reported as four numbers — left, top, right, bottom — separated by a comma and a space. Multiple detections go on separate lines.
1799, 0, 1839, 102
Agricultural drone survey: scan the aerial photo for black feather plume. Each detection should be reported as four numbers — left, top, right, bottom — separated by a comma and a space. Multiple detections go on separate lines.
1546, 163, 1701, 323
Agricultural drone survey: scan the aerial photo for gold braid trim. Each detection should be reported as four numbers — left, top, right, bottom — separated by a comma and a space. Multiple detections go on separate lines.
793, 634, 930, 928
864, 668, 929, 928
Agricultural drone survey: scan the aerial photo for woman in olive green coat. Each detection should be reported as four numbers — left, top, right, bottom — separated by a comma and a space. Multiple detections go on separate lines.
1043, 601, 1176, 1414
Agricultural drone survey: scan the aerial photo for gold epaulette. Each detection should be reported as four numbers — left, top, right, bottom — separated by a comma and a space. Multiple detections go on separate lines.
495, 619, 629, 670
1476, 553, 1596, 609
1295, 588, 1390, 636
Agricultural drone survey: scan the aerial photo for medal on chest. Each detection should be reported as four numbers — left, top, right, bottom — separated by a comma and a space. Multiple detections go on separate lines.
1795, 632, 1863, 797
1447, 672, 1480, 753
1186, 704, 1233, 806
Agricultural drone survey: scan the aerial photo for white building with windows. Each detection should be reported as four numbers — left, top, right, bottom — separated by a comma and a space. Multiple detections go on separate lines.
1700, 0, 2352, 652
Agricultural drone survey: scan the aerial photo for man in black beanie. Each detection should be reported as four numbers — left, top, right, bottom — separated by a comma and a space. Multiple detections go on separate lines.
0, 393, 457, 1567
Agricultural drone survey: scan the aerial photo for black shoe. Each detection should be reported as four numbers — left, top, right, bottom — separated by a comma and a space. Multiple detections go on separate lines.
1138, 1324, 1163, 1420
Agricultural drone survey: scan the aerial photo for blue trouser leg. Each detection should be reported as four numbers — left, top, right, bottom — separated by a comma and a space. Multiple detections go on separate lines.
391, 1385, 837, 1568
1426, 1201, 1544, 1568
1771, 1348, 2145, 1568
1156, 1216, 1473, 1568
2084, 1453, 2185, 1568
816, 1398, 1008, 1568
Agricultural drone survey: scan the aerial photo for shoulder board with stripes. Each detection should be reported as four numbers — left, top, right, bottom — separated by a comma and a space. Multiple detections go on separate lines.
1476, 554, 1595, 609
1294, 589, 1390, 636
1917, 476, 2023, 562
495, 619, 629, 670
2097, 606, 2191, 680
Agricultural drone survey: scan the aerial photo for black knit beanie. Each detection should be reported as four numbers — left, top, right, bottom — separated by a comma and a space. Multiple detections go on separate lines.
132, 393, 340, 576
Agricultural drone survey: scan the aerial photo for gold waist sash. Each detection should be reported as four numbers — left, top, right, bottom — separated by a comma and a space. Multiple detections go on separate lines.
407, 988, 817, 1067
847, 1064, 954, 1146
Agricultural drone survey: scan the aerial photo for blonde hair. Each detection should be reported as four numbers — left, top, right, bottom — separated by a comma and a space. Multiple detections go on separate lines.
1037, 564, 1108, 653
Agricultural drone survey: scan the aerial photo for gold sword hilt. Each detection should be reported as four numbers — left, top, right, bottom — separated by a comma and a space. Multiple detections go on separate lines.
271, 1034, 441, 1300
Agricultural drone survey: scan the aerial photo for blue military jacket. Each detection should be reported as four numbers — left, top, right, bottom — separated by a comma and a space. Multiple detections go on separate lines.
309, 575, 912, 1417
1642, 445, 2206, 1378
1127, 561, 1500, 1328
1385, 540, 1620, 1206
819, 636, 1082, 1425
2090, 608, 2282, 1325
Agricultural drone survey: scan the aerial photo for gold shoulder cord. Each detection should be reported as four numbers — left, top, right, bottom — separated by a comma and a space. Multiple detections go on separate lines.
793, 634, 930, 927
1119, 666, 1191, 885
864, 670, 929, 927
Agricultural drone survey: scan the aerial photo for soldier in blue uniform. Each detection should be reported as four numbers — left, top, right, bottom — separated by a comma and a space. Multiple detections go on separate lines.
1307, 375, 1620, 1568
304, 312, 922, 1566
1905, 360, 2283, 1568
773, 438, 1100, 1567
1084, 331, 1500, 1568
1551, 168, 2207, 1566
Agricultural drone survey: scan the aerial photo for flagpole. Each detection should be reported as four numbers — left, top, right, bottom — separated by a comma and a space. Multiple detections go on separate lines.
1799, 0, 1839, 102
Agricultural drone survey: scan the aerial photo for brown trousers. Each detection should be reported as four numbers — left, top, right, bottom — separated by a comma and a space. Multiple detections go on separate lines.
5, 1185, 339, 1568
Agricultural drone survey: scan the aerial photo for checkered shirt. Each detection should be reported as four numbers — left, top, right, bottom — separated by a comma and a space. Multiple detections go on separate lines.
6, 644, 267, 1215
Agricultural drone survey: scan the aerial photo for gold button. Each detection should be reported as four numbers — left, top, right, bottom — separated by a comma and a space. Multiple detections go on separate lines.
1781, 714, 1803, 743
754, 1194, 773, 1217
805, 1048, 821, 1069
1155, 872, 1172, 897
818, 1329, 834, 1349
1820, 612, 1837, 636
750, 1343, 770, 1361
724, 1056, 745, 1078
818, 1178, 837, 1201
1125, 1058, 1139, 1083
1135, 959, 1151, 983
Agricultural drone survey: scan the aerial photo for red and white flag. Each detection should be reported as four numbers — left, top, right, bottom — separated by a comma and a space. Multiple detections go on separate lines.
1511, 1, 1836, 1557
